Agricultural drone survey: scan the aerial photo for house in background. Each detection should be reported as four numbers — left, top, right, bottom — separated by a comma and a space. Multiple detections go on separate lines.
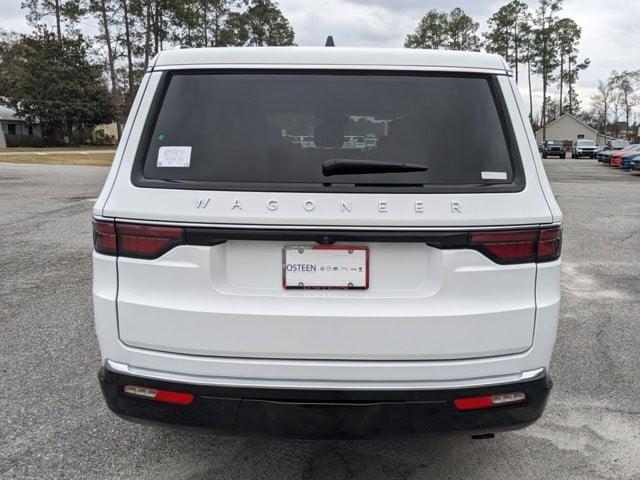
0, 105, 42, 139
91, 122, 119, 145
535, 113, 610, 146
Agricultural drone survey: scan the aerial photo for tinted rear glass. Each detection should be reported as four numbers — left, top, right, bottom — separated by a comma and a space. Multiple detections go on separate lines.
138, 72, 520, 192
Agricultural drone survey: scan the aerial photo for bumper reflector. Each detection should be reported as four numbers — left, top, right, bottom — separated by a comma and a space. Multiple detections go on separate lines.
123, 385, 194, 406
454, 392, 526, 411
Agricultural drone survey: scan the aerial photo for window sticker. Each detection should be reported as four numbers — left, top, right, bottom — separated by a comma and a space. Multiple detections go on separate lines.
157, 146, 192, 168
481, 171, 507, 180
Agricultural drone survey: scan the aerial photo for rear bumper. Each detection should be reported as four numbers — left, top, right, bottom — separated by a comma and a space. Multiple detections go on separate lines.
99, 368, 552, 439
575, 151, 596, 158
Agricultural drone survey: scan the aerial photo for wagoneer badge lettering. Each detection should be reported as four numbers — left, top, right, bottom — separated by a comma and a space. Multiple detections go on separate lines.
198, 198, 470, 214
194, 197, 210, 209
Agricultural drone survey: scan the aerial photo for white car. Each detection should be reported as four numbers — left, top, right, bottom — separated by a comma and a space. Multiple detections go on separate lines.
93, 47, 562, 439
573, 139, 598, 158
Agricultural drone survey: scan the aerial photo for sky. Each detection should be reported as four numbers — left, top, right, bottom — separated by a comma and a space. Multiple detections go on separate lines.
1, 0, 639, 117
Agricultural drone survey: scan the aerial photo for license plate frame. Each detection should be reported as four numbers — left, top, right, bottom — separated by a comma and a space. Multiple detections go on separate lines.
282, 245, 369, 290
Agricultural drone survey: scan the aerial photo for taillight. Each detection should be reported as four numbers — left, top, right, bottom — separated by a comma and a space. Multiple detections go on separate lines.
122, 385, 194, 405
454, 392, 526, 411
92, 219, 117, 255
470, 229, 538, 264
469, 226, 562, 264
92, 219, 185, 259
116, 223, 184, 259
537, 226, 562, 262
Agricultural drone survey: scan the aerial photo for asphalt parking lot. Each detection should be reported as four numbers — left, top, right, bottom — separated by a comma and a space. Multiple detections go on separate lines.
1, 159, 639, 479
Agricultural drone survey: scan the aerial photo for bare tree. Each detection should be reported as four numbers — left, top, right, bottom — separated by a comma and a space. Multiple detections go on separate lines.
612, 70, 640, 140
591, 78, 615, 135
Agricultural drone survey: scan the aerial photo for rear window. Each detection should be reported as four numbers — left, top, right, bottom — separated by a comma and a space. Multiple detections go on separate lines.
134, 71, 522, 193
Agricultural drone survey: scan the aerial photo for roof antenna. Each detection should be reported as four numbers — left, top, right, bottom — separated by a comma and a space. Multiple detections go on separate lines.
325, 36, 335, 47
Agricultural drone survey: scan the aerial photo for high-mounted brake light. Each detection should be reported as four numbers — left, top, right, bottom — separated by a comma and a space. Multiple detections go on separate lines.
454, 392, 526, 411
92, 219, 185, 259
123, 385, 194, 405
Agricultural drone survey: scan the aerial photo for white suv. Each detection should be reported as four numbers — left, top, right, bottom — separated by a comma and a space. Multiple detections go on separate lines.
93, 47, 562, 439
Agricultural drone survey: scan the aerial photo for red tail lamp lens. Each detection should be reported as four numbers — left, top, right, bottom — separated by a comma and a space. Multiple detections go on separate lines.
116, 223, 184, 259
470, 227, 562, 264
92, 219, 117, 255
123, 385, 194, 406
470, 229, 538, 264
92, 220, 185, 258
537, 226, 562, 262
454, 392, 526, 411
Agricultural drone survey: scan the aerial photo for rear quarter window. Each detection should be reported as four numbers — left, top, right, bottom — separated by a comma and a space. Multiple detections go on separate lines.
133, 71, 524, 193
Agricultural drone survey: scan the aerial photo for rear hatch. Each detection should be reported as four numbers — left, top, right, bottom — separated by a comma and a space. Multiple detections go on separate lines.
102, 69, 554, 361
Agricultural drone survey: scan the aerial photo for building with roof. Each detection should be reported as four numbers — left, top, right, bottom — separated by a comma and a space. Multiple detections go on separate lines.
535, 113, 610, 146
0, 105, 42, 141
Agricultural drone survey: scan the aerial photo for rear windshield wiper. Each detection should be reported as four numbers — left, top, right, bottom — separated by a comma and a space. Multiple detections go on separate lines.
322, 158, 428, 177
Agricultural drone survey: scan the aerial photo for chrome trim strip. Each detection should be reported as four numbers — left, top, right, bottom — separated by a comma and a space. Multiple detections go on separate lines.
109, 217, 562, 231
152, 64, 509, 75
105, 360, 545, 391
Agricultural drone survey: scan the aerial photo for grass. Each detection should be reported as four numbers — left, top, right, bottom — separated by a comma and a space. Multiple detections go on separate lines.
0, 152, 114, 166
1, 146, 116, 152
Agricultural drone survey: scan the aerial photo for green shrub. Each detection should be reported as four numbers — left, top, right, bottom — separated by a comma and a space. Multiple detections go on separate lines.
5, 133, 44, 148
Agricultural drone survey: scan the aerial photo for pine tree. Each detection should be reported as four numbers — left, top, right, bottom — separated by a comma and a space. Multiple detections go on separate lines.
447, 8, 480, 51
22, 0, 85, 41
229, 0, 295, 46
484, 0, 530, 83
531, 0, 563, 141
405, 8, 480, 51
404, 9, 449, 49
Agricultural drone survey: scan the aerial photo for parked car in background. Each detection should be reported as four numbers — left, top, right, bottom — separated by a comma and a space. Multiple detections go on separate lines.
597, 139, 630, 163
598, 139, 629, 163
572, 139, 598, 158
630, 157, 640, 173
541, 139, 565, 158
621, 151, 640, 169
610, 144, 640, 167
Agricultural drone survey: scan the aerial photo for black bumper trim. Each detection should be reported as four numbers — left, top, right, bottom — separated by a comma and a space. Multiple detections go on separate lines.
99, 368, 552, 439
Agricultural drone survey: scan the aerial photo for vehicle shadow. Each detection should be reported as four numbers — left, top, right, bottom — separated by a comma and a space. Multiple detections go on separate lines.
128, 424, 594, 480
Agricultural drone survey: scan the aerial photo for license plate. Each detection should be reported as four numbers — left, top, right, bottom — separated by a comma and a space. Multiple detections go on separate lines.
282, 245, 369, 289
